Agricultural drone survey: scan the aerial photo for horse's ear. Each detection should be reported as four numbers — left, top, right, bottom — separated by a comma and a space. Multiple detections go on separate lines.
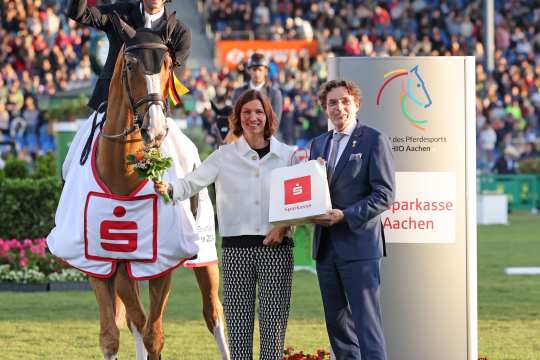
110, 11, 136, 42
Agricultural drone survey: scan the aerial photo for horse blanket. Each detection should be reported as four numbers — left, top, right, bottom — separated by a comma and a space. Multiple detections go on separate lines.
47, 113, 218, 279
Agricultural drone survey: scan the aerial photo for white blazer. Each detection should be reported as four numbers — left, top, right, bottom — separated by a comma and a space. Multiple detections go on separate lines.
171, 136, 296, 237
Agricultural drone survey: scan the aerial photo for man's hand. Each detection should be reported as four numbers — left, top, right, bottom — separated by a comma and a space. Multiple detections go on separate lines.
310, 209, 344, 227
263, 226, 289, 246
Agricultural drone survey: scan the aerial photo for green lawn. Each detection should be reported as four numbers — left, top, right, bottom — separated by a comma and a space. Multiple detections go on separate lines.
477, 212, 540, 360
1, 213, 539, 359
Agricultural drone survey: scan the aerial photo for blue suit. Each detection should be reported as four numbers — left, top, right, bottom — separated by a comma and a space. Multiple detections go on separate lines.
309, 123, 395, 360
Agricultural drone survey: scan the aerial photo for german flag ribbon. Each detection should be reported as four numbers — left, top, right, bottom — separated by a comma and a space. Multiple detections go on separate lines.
168, 72, 189, 106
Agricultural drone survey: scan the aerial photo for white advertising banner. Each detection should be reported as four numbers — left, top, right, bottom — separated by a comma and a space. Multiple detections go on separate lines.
383, 171, 456, 243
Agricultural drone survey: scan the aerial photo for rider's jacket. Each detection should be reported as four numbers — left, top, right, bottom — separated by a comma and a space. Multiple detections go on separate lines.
67, 0, 191, 110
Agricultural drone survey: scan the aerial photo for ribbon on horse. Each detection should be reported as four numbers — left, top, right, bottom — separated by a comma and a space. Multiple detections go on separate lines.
168, 71, 189, 106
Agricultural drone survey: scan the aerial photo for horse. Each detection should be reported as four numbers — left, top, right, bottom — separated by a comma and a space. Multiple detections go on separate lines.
48, 14, 222, 360
209, 100, 232, 146
376, 65, 433, 131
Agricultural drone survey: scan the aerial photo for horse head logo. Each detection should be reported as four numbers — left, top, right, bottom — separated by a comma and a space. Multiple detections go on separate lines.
376, 65, 432, 131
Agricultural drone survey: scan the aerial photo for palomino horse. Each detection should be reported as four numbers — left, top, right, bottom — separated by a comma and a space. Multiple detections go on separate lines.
85, 15, 219, 360
376, 65, 433, 131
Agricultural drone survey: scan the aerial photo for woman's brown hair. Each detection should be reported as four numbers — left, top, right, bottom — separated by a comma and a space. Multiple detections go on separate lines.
226, 90, 277, 142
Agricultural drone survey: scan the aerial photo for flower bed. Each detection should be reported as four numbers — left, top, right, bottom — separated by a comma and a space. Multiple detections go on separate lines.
0, 238, 89, 291
283, 347, 331, 359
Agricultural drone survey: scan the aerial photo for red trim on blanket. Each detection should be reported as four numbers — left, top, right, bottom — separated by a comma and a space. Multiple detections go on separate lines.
65, 259, 117, 279
84, 191, 158, 263
90, 133, 149, 196
182, 260, 218, 268
77, 261, 117, 278
91, 135, 111, 193
126, 257, 190, 280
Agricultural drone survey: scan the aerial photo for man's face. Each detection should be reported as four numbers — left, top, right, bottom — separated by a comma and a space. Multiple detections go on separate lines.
143, 0, 166, 14
325, 86, 359, 132
248, 66, 267, 86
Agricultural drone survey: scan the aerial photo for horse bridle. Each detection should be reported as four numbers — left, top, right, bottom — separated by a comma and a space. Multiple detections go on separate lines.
101, 43, 171, 140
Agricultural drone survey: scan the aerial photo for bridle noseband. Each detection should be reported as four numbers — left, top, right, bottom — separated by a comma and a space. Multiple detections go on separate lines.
101, 42, 171, 141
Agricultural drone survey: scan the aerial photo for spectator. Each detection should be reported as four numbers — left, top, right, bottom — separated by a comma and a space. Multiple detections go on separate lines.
479, 122, 497, 170
0, 102, 10, 137
493, 146, 519, 174
232, 53, 283, 129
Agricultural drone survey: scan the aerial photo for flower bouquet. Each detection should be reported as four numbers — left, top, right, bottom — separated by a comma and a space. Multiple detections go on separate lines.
126, 145, 173, 202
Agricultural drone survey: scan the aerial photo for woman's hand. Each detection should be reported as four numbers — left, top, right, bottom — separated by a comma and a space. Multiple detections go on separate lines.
154, 181, 171, 197
263, 226, 289, 246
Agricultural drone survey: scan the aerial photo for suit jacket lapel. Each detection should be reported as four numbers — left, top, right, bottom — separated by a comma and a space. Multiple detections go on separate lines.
321, 131, 333, 161
330, 124, 364, 187
154, 7, 169, 28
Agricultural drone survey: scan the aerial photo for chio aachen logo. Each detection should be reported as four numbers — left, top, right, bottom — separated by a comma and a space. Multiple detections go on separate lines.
376, 65, 433, 131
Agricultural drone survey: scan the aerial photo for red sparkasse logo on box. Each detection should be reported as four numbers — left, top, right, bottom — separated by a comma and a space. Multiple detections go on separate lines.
284, 176, 311, 205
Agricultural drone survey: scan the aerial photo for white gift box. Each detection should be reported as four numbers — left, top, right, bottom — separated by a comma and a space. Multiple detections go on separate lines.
269, 160, 332, 225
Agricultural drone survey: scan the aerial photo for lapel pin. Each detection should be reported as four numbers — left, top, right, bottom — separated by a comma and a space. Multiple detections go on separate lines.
352, 140, 357, 148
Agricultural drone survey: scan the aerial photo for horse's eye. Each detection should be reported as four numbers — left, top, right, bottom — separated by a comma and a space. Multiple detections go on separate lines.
127, 63, 135, 72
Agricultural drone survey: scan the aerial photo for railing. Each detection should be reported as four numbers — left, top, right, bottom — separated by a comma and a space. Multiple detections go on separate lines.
478, 174, 540, 211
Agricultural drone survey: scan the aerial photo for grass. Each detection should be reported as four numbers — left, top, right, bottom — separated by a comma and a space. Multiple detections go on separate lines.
477, 212, 540, 360
1, 212, 539, 359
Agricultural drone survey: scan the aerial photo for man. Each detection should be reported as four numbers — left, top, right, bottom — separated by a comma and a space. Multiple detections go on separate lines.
493, 145, 518, 174
309, 80, 395, 360
67, 0, 222, 334
232, 52, 283, 126
67, 0, 191, 111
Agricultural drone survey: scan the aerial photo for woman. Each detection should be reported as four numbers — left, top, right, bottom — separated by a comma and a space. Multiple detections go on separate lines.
155, 90, 295, 360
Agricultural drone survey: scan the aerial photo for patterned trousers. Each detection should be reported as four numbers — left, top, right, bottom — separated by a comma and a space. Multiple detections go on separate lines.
222, 245, 293, 360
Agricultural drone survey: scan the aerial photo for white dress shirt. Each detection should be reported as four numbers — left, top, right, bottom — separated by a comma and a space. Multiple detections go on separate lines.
171, 136, 296, 237
328, 119, 357, 171
141, 3, 165, 28
249, 81, 265, 91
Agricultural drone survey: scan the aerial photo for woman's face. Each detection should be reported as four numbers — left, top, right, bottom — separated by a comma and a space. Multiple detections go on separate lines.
240, 99, 267, 139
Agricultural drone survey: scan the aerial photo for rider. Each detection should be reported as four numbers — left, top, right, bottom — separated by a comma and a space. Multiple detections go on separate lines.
67, 0, 190, 112
66, 0, 223, 334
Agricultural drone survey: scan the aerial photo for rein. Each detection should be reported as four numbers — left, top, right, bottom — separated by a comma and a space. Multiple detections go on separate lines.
101, 42, 171, 141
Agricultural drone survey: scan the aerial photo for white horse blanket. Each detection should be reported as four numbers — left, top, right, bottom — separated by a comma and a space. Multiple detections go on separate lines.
47, 113, 217, 279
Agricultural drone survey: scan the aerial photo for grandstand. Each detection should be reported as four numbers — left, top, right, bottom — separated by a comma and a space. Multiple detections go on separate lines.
0, 0, 539, 173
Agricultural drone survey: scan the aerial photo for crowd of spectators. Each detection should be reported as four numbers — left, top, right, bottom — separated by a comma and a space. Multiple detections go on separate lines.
1, 0, 540, 173
201, 0, 540, 172
0, 0, 95, 163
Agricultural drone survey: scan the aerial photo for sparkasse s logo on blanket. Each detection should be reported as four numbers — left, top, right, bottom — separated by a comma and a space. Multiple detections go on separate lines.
284, 176, 311, 205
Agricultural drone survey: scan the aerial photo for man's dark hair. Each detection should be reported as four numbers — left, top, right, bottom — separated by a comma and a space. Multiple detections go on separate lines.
317, 80, 362, 110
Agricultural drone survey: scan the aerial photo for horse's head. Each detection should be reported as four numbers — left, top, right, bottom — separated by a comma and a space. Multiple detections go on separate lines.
110, 13, 178, 148
407, 65, 432, 109
209, 100, 232, 145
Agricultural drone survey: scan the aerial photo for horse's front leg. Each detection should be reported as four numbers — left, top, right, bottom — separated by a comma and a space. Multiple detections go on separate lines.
89, 276, 120, 360
115, 263, 148, 360
144, 272, 172, 360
